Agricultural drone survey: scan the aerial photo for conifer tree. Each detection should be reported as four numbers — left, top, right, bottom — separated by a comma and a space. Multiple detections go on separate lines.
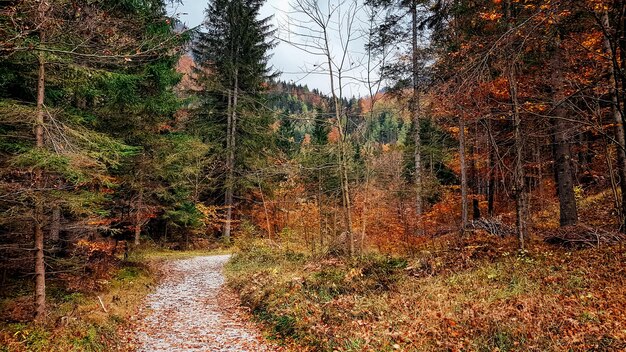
193, 0, 276, 242
0, 0, 185, 319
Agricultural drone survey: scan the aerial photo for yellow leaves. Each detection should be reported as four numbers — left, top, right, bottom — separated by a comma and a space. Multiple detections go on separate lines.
588, 0, 609, 12
582, 33, 601, 49
196, 203, 225, 230
479, 11, 503, 21
522, 101, 548, 113
345, 267, 363, 281
487, 77, 510, 101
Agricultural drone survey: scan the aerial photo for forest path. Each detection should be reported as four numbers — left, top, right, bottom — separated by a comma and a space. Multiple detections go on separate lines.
131, 255, 273, 352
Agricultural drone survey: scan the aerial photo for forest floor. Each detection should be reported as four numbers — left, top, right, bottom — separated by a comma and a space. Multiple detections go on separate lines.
126, 254, 275, 352
225, 236, 626, 351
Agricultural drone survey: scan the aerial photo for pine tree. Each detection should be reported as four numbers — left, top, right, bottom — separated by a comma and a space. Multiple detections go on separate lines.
0, 0, 185, 319
193, 0, 276, 242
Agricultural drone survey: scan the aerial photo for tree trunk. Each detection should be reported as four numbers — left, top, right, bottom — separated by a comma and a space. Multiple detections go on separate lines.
50, 206, 60, 243
411, 0, 422, 217
553, 126, 578, 226
224, 70, 238, 244
506, 0, 527, 250
337, 112, 353, 255
487, 119, 495, 217
602, 10, 626, 230
361, 152, 371, 255
509, 68, 527, 249
318, 170, 323, 252
322, 25, 353, 256
34, 211, 45, 321
512, 76, 527, 248
469, 126, 478, 196
258, 179, 272, 240
134, 185, 143, 246
34, 45, 46, 322
459, 116, 468, 230
473, 199, 481, 220
552, 36, 578, 227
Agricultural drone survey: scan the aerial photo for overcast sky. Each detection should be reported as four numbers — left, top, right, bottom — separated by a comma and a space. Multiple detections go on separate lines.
167, 0, 376, 97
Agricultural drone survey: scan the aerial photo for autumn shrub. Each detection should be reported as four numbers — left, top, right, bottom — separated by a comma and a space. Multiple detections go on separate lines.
54, 240, 122, 293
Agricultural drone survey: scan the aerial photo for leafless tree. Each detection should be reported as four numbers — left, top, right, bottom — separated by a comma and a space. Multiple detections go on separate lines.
280, 0, 363, 256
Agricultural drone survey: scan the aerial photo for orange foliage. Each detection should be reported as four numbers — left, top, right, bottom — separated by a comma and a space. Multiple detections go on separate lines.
328, 126, 340, 143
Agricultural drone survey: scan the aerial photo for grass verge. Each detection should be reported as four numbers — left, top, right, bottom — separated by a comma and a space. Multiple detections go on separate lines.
225, 237, 626, 351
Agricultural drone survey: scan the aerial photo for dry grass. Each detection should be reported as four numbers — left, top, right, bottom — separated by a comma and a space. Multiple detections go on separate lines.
225, 237, 626, 351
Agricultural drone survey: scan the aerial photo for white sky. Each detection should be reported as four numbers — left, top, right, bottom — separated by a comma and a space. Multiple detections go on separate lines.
167, 0, 378, 97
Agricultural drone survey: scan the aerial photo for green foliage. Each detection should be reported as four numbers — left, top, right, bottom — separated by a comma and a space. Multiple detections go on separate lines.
191, 0, 278, 223
403, 117, 457, 204
163, 202, 205, 229
12, 149, 89, 184
69, 325, 108, 351
268, 314, 298, 338
11, 325, 51, 352
115, 267, 144, 281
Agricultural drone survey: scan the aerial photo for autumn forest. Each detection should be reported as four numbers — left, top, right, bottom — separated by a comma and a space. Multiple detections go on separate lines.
1, 0, 626, 351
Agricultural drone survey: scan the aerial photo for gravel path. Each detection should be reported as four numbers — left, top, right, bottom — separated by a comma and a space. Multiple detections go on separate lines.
131, 255, 273, 352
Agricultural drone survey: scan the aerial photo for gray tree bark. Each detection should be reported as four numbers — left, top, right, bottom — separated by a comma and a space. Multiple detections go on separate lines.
602, 10, 626, 230
551, 35, 578, 227
224, 69, 238, 244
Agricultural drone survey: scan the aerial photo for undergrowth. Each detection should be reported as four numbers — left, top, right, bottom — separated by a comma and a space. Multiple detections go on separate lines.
225, 237, 626, 351
0, 258, 154, 352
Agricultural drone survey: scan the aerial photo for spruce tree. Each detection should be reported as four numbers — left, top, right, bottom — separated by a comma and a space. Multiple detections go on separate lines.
193, 0, 276, 242
0, 0, 185, 319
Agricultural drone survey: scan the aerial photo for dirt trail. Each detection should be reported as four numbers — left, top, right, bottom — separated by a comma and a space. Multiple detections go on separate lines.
131, 255, 273, 352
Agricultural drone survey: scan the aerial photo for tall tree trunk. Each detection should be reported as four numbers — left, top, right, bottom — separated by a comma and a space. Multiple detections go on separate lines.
134, 184, 143, 246
258, 178, 272, 240
34, 45, 46, 322
471, 122, 481, 221
224, 70, 238, 243
602, 10, 626, 230
509, 69, 527, 249
459, 116, 468, 229
505, 0, 527, 249
471, 127, 482, 220
487, 119, 496, 217
361, 152, 371, 255
411, 0, 422, 217
552, 36, 578, 227
604, 137, 622, 218
322, 25, 353, 256
337, 112, 353, 255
